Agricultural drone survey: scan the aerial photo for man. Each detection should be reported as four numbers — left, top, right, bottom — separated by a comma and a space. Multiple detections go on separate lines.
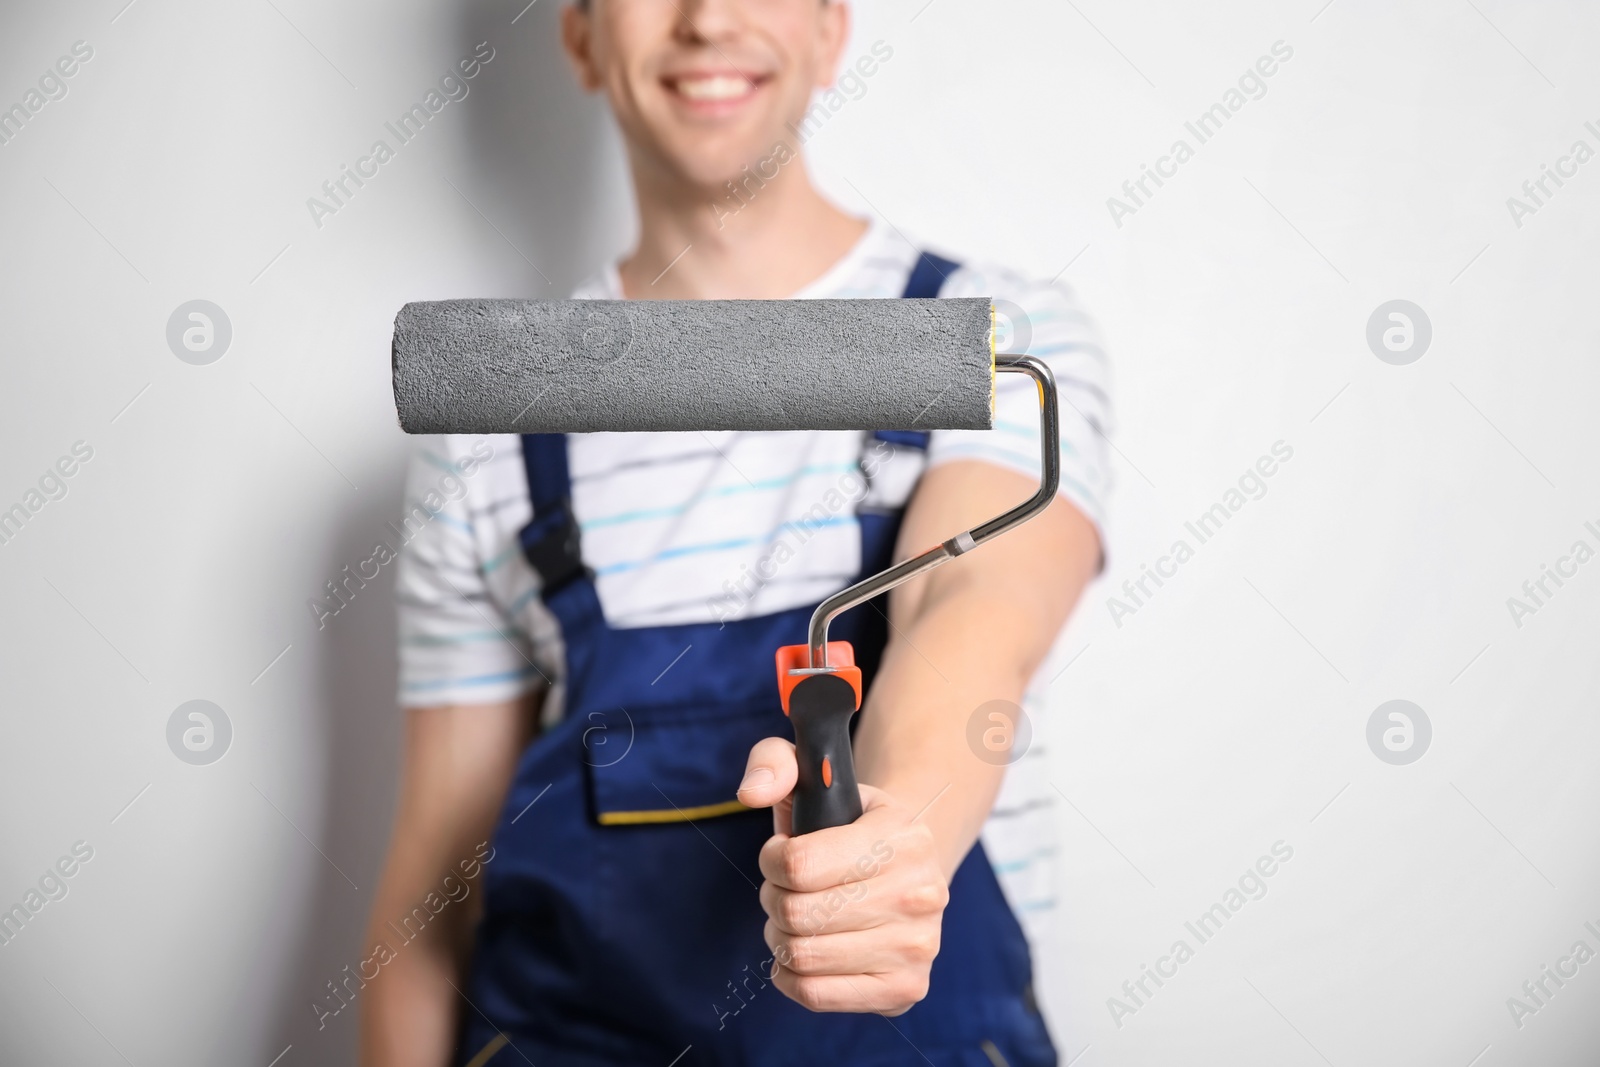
362, 1, 1110, 1064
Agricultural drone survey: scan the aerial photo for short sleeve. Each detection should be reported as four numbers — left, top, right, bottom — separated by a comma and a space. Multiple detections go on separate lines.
395, 435, 549, 707
928, 268, 1113, 562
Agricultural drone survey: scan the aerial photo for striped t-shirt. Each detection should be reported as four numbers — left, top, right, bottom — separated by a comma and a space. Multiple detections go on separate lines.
394, 216, 1112, 932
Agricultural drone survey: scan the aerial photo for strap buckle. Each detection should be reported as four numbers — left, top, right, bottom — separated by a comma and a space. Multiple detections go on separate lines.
519, 497, 590, 595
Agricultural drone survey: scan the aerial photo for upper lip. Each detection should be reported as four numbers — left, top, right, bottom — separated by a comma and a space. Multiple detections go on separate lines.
661, 69, 770, 83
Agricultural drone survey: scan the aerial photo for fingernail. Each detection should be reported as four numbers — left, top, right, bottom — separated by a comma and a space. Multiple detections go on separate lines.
740, 767, 774, 792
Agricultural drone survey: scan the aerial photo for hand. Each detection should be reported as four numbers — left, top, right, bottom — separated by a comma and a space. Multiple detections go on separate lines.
736, 737, 949, 1015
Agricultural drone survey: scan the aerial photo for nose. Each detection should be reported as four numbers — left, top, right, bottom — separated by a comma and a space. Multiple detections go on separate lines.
673, 0, 744, 45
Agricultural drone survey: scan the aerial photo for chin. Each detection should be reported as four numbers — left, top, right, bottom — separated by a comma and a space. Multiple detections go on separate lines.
655, 129, 796, 193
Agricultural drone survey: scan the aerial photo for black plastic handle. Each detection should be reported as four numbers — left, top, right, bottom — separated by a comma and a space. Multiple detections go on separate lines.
786, 673, 863, 835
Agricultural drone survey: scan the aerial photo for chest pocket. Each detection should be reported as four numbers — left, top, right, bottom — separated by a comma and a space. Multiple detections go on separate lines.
582, 699, 780, 826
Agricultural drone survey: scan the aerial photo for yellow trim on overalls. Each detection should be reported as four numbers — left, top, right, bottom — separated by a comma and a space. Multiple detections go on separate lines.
596, 798, 750, 825
463, 1032, 510, 1067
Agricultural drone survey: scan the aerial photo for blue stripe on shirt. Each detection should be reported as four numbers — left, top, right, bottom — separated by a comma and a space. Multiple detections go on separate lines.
931, 444, 1102, 513
1025, 340, 1106, 357
992, 847, 1057, 874
429, 510, 473, 534
581, 463, 859, 531
419, 450, 461, 475
482, 544, 521, 574
1009, 308, 1092, 329
993, 420, 1081, 456
402, 665, 541, 693
404, 628, 528, 646
594, 515, 856, 577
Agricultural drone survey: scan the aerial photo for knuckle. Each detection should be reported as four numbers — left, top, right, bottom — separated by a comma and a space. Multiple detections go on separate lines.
896, 822, 934, 857
906, 926, 942, 963
784, 938, 819, 975
791, 976, 828, 1013
779, 894, 813, 932
902, 880, 948, 916
896, 972, 931, 1009
780, 844, 813, 888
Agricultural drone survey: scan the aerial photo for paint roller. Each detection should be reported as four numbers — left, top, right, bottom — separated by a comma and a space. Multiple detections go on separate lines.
392, 297, 1060, 835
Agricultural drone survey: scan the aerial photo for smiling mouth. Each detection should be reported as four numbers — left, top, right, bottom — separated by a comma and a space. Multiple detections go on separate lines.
662, 73, 769, 105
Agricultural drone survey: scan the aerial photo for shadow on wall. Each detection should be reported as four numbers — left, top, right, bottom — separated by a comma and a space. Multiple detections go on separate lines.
459, 1, 635, 296
262, 3, 628, 1064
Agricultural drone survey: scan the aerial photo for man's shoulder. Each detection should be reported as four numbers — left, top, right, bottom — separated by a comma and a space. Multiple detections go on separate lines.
926, 253, 1101, 355
934, 253, 1086, 310
406, 433, 527, 501
875, 227, 1091, 313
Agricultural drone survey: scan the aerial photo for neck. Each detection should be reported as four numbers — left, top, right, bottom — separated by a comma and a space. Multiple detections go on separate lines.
617, 150, 868, 300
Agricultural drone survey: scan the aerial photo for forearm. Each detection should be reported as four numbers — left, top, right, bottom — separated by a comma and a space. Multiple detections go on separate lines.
742, 478, 1098, 1016
360, 699, 535, 1067
850, 464, 1101, 882
359, 900, 471, 1067
852, 574, 1033, 880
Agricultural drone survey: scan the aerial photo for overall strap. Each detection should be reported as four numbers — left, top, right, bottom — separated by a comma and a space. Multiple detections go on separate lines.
901, 249, 958, 299
519, 433, 590, 595
875, 250, 960, 452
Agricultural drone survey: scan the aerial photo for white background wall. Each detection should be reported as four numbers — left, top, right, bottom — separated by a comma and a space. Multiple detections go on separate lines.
1, 1, 1597, 1064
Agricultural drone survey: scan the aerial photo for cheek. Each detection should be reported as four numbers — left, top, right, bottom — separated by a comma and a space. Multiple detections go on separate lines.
601, 64, 661, 146
785, 36, 828, 89
605, 6, 675, 70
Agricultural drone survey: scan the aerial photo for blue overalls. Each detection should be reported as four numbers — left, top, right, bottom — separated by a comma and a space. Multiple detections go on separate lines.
455, 254, 1057, 1067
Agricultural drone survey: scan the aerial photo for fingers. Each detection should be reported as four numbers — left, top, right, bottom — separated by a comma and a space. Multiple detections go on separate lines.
854, 783, 892, 813
760, 871, 948, 937
760, 876, 886, 936
768, 967, 929, 1017
751, 782, 948, 1018
758, 822, 886, 893
763, 919, 942, 978
737, 736, 798, 810
757, 795, 927, 892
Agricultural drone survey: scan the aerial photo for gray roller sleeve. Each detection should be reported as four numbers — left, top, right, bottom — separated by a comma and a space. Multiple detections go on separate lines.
391, 297, 995, 434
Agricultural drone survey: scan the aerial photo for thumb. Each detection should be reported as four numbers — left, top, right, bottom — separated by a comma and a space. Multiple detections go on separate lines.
738, 736, 798, 814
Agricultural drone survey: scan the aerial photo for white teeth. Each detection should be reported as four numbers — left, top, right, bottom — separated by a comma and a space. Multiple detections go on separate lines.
673, 75, 755, 101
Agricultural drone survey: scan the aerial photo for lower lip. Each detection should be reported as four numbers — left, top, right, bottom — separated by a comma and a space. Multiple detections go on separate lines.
663, 79, 765, 117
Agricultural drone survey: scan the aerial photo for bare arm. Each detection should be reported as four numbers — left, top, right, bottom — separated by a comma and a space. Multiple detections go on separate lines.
854, 458, 1101, 875
741, 460, 1100, 1013
360, 695, 539, 1067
